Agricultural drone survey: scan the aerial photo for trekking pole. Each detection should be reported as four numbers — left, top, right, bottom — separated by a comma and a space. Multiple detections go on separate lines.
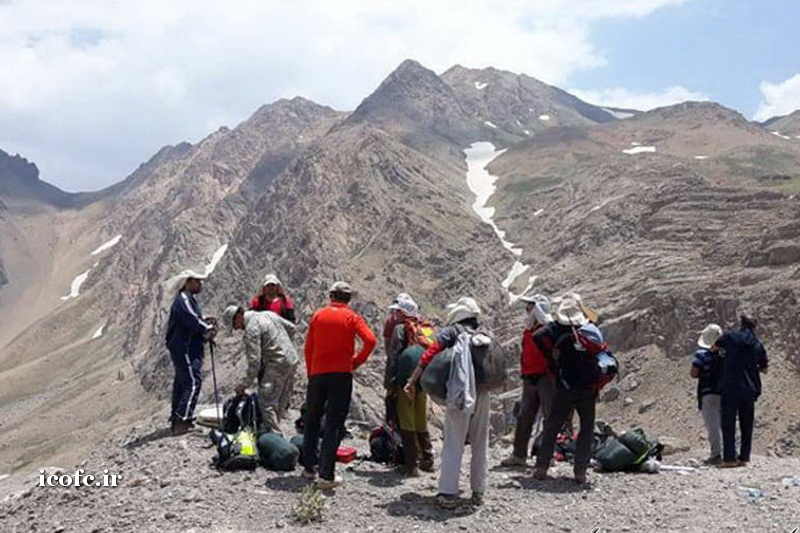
209, 339, 222, 431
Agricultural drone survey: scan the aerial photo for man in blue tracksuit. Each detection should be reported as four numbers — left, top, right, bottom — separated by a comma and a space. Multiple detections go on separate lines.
165, 270, 216, 435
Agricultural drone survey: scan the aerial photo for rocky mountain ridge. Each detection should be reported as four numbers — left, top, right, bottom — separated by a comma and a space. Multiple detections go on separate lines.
0, 59, 799, 478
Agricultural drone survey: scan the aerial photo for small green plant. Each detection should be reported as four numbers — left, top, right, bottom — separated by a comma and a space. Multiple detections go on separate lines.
291, 485, 326, 525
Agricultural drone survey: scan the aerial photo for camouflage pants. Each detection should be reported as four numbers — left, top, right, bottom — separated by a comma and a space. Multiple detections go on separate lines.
258, 362, 297, 434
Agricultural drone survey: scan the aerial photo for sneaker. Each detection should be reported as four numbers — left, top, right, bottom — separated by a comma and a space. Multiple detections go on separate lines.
470, 492, 484, 506
436, 493, 458, 509
500, 455, 528, 467
314, 476, 341, 490
533, 467, 548, 480
301, 469, 317, 481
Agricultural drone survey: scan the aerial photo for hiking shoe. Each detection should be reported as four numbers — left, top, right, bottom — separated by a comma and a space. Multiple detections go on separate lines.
717, 461, 743, 469
703, 455, 722, 466
171, 419, 194, 436
500, 455, 528, 467
314, 476, 341, 490
436, 493, 458, 509
470, 492, 484, 506
533, 467, 548, 480
301, 469, 317, 481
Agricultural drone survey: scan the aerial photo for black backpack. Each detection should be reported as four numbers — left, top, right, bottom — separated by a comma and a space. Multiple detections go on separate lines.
223, 393, 264, 434
369, 425, 404, 464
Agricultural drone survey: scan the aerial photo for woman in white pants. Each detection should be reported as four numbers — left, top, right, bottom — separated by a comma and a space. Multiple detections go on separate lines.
404, 297, 489, 509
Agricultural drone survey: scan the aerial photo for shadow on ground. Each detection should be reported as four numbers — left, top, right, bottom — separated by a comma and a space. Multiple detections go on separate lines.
502, 474, 590, 493
379, 491, 478, 522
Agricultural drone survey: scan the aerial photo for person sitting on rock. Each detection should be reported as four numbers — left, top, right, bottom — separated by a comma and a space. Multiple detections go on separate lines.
501, 294, 554, 467
386, 294, 435, 476
712, 313, 768, 468
691, 323, 724, 464
404, 297, 489, 509
532, 294, 601, 484
249, 274, 296, 323
221, 304, 299, 435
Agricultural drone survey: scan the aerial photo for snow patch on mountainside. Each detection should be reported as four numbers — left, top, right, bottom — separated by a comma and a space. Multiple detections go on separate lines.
464, 142, 536, 303
90, 235, 122, 256
61, 269, 91, 301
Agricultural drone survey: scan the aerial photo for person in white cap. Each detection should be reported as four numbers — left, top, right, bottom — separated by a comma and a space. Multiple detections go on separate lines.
382, 293, 413, 425
404, 296, 489, 508
501, 294, 554, 467
531, 294, 600, 484
691, 324, 724, 464
385, 293, 435, 476
164, 270, 217, 435
302, 281, 377, 489
249, 274, 296, 323
221, 304, 299, 434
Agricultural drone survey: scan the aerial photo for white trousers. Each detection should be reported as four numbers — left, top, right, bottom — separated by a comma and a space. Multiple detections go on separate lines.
700, 394, 722, 458
438, 391, 490, 496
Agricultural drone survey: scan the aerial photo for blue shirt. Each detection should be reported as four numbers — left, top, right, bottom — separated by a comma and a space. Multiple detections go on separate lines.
716, 329, 768, 400
691, 348, 722, 408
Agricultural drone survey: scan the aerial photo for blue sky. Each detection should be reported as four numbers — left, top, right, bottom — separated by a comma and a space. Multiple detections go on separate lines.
569, 0, 800, 116
0, 0, 799, 191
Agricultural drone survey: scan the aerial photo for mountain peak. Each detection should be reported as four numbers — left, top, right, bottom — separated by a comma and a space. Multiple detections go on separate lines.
347, 59, 474, 142
641, 101, 747, 125
0, 149, 74, 207
0, 149, 38, 183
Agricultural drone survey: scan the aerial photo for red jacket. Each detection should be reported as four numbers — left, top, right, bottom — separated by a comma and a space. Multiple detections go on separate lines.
521, 324, 549, 377
304, 303, 377, 376
249, 294, 296, 323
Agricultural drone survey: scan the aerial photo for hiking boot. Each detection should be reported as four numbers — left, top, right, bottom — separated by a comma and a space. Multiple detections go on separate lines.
314, 476, 341, 490
500, 455, 528, 467
395, 464, 420, 477
470, 491, 484, 506
417, 432, 434, 472
436, 493, 458, 509
171, 419, 195, 436
533, 467, 548, 480
302, 469, 317, 481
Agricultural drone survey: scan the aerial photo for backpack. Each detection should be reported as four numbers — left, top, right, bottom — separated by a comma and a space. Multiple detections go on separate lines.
210, 429, 259, 471
458, 326, 508, 390
549, 323, 618, 392
223, 393, 264, 434
257, 432, 300, 471
368, 425, 404, 465
402, 316, 437, 348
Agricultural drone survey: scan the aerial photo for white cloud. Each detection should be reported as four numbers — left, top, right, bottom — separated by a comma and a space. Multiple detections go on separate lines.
569, 86, 709, 111
754, 73, 800, 122
0, 0, 689, 191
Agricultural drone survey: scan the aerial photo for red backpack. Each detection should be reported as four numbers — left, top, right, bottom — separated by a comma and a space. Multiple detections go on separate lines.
401, 315, 437, 348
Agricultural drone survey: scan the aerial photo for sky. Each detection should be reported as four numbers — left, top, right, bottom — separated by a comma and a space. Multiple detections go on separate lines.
0, 0, 799, 192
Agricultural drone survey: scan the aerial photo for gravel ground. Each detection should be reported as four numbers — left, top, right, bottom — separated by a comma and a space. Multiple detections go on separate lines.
2, 417, 800, 533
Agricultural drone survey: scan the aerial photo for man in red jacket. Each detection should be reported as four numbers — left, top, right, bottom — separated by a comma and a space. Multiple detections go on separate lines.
303, 281, 377, 489
501, 294, 554, 467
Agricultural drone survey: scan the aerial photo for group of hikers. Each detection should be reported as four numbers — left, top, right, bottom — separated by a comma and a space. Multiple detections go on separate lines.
164, 267, 769, 508
691, 317, 768, 467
